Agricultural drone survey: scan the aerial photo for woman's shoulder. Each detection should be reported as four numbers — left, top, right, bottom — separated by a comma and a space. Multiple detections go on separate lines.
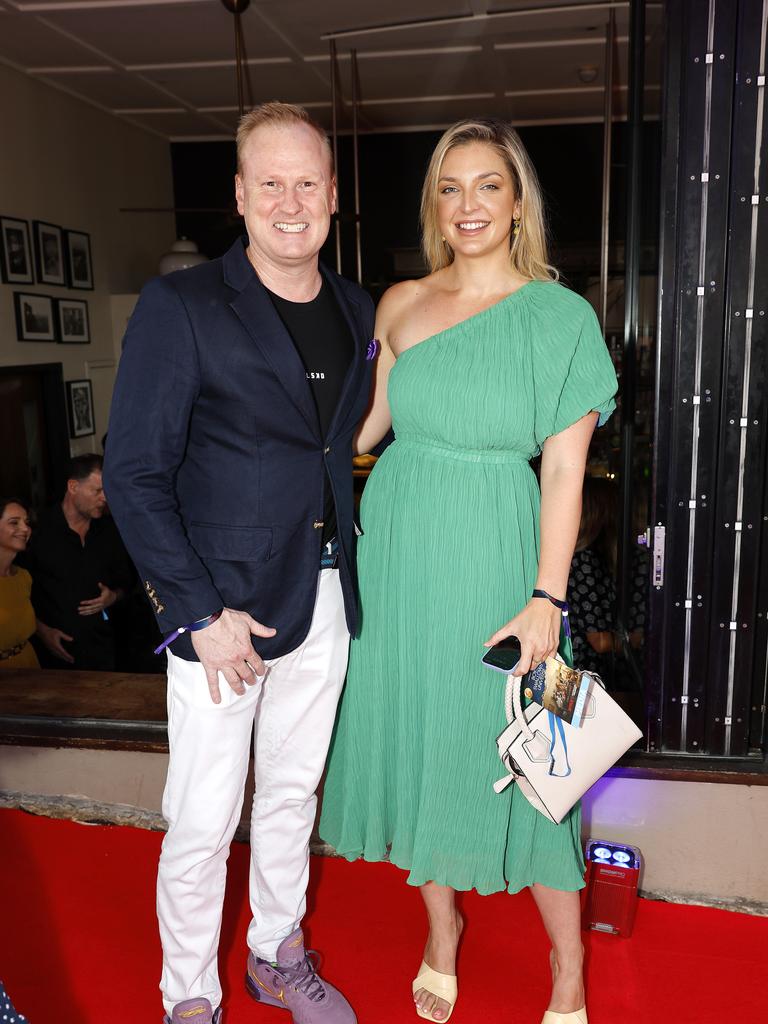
4, 566, 32, 590
377, 277, 422, 316
375, 273, 445, 339
524, 281, 602, 358
524, 279, 596, 320
15, 565, 32, 584
378, 273, 443, 314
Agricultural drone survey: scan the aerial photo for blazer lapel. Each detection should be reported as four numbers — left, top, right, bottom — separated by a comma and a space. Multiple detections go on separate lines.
322, 267, 368, 441
229, 273, 322, 442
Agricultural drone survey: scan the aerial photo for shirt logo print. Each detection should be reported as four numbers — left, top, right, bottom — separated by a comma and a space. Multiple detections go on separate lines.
306, 371, 326, 380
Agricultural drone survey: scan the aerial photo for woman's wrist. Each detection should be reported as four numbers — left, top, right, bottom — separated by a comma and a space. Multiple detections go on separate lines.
532, 587, 567, 607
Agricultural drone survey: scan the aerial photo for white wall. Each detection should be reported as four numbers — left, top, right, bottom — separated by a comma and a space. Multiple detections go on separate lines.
0, 63, 175, 452
582, 774, 768, 909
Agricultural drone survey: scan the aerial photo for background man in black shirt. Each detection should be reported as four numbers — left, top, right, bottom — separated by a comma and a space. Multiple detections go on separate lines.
24, 454, 133, 670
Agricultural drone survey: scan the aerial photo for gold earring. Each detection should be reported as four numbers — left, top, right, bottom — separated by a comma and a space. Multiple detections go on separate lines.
513, 217, 521, 237
441, 235, 446, 242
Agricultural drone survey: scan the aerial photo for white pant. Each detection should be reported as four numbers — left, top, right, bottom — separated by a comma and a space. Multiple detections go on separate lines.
157, 569, 349, 1014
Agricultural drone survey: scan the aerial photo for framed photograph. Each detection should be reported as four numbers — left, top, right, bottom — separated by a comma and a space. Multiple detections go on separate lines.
14, 291, 57, 342
65, 230, 93, 290
57, 298, 90, 344
33, 221, 66, 286
0, 216, 34, 284
66, 379, 95, 438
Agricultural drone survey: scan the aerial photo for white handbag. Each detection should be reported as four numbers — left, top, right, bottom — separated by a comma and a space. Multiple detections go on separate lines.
493, 651, 643, 825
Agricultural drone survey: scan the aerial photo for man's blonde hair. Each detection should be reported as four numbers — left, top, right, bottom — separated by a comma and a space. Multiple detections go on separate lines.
420, 118, 557, 281
236, 101, 334, 175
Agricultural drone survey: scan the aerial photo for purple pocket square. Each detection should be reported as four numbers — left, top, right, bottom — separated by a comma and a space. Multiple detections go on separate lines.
366, 339, 380, 361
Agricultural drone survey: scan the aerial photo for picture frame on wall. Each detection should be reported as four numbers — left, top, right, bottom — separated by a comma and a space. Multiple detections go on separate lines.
57, 297, 90, 344
65, 230, 93, 290
33, 220, 66, 286
0, 216, 34, 284
14, 291, 57, 342
66, 379, 95, 438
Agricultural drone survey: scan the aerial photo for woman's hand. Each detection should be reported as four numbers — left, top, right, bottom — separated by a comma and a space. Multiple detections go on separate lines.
485, 599, 562, 676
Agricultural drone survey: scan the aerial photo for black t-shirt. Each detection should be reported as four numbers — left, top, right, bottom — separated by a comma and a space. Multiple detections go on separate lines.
268, 279, 354, 546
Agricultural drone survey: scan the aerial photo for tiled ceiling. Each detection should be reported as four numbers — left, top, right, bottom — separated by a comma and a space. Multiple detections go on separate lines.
0, 0, 663, 140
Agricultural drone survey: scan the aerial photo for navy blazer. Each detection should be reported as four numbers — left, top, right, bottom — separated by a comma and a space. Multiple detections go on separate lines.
104, 237, 375, 661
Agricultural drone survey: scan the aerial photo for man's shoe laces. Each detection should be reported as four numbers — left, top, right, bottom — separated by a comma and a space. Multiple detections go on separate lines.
279, 952, 326, 1003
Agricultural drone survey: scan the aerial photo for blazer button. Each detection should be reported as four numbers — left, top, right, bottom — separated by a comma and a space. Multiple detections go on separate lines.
324, 446, 331, 454
313, 520, 324, 529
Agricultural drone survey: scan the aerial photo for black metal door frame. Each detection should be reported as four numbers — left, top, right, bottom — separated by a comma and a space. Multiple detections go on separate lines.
646, 0, 768, 761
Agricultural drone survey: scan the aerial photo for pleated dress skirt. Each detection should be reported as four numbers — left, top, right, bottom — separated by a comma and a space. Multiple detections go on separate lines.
320, 281, 618, 895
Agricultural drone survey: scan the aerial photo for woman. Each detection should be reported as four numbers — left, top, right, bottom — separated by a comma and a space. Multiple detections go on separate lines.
320, 119, 617, 1024
0, 498, 39, 669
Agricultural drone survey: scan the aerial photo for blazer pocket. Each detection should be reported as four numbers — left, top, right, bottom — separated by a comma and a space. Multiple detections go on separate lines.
188, 523, 273, 562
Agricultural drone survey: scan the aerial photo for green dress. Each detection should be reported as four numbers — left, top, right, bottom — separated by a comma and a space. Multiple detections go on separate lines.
320, 281, 618, 895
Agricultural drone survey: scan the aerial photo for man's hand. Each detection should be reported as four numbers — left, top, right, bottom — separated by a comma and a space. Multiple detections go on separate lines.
36, 621, 75, 664
78, 582, 119, 616
191, 608, 277, 704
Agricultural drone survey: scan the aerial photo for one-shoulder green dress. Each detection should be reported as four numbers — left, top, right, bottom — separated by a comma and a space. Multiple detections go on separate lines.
320, 281, 618, 895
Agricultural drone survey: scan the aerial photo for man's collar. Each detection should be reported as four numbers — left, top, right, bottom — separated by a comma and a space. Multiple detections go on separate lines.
222, 236, 336, 299
222, 236, 254, 292
58, 501, 99, 538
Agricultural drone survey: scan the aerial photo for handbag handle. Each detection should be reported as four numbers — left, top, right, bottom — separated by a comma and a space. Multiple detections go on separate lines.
502, 597, 573, 736
505, 670, 536, 740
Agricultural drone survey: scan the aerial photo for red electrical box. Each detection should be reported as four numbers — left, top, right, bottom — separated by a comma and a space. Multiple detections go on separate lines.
581, 838, 642, 938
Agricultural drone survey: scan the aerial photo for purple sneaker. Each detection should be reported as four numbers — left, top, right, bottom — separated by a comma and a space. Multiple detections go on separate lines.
163, 997, 222, 1024
245, 928, 356, 1024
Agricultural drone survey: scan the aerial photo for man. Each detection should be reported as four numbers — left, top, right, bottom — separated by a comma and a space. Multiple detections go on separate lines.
24, 453, 133, 670
104, 102, 374, 1024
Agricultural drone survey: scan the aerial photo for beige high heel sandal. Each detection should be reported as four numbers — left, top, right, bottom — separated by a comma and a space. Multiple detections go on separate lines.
412, 960, 458, 1022
541, 1008, 588, 1024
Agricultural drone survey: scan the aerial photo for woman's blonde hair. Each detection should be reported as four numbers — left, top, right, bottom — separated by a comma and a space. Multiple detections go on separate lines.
420, 118, 557, 280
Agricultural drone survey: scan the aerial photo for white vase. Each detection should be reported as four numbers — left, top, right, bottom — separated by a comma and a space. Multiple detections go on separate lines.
159, 237, 208, 275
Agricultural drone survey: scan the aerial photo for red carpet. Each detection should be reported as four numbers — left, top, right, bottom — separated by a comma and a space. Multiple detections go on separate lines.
0, 808, 763, 1022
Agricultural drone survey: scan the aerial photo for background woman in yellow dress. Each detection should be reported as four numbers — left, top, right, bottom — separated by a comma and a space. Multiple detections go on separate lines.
0, 498, 40, 669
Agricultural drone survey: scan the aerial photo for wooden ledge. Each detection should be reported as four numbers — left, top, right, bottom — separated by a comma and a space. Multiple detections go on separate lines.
1, 669, 766, 780
0, 668, 168, 750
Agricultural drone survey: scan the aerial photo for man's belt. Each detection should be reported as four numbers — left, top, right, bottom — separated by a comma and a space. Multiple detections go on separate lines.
320, 538, 339, 569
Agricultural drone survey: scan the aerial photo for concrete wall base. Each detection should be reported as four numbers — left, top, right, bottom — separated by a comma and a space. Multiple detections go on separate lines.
2, 744, 766, 911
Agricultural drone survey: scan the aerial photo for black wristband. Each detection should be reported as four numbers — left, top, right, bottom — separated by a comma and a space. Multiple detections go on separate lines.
532, 588, 568, 611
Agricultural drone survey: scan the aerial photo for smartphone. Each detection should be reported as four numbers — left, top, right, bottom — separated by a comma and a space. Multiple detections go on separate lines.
481, 635, 522, 674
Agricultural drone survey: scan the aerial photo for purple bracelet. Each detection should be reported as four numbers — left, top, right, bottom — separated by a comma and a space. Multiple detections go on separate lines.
154, 608, 223, 654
